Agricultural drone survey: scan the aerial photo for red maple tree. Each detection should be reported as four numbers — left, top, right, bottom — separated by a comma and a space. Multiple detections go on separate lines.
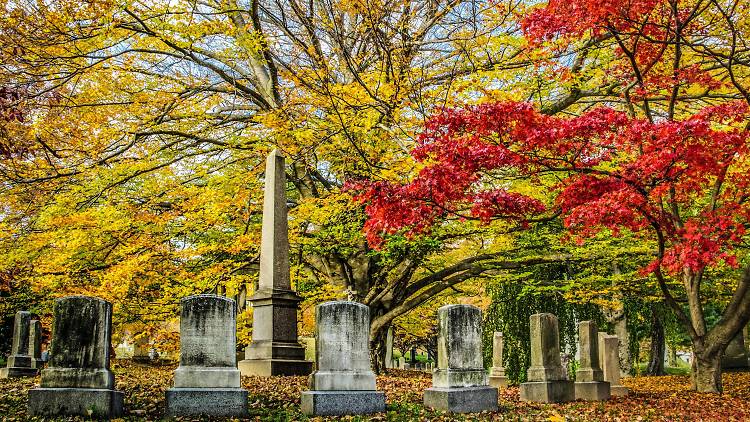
353, 0, 750, 393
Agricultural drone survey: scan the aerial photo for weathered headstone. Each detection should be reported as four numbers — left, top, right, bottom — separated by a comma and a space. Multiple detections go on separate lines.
166, 295, 248, 417
520, 313, 574, 403
28, 296, 124, 418
489, 332, 508, 389
1, 311, 40, 378
423, 305, 498, 413
574, 321, 610, 401
132, 335, 151, 363
398, 356, 406, 369
239, 150, 312, 377
722, 331, 750, 370
301, 301, 386, 416
599, 333, 629, 396
29, 319, 43, 369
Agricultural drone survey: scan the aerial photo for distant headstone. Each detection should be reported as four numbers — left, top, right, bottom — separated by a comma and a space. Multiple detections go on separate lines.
574, 321, 610, 401
301, 301, 386, 416
28, 296, 124, 418
29, 320, 43, 369
166, 295, 248, 417
398, 356, 406, 369
423, 305, 498, 413
489, 332, 508, 389
520, 313, 574, 403
599, 333, 629, 396
239, 150, 312, 376
132, 335, 151, 363
722, 331, 750, 370
1, 311, 40, 378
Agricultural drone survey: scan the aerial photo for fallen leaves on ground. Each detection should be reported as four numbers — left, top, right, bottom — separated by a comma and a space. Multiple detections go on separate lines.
2, 362, 750, 420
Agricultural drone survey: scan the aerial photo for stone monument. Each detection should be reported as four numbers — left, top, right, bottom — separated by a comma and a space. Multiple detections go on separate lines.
520, 313, 574, 403
599, 333, 629, 396
722, 331, 750, 370
1, 311, 41, 378
29, 320, 44, 369
301, 301, 386, 416
385, 326, 394, 369
423, 305, 498, 413
166, 294, 248, 417
489, 332, 508, 389
574, 321, 610, 401
239, 149, 312, 376
28, 296, 124, 418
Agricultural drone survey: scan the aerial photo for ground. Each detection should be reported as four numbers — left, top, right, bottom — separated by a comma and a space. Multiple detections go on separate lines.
2, 362, 750, 421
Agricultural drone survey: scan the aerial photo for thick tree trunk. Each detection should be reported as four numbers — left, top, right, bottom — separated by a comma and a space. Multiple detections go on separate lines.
647, 311, 666, 376
370, 323, 389, 374
692, 346, 722, 393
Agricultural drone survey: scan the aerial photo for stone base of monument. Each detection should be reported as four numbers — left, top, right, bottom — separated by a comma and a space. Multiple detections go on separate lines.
489, 375, 508, 389
238, 358, 313, 376
166, 388, 249, 417
610, 385, 629, 397
520, 380, 574, 403
574, 381, 610, 401
423, 386, 498, 413
301, 391, 386, 416
0, 367, 38, 378
28, 388, 124, 418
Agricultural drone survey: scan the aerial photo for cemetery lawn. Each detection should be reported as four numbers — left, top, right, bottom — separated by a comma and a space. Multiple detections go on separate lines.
3, 363, 750, 421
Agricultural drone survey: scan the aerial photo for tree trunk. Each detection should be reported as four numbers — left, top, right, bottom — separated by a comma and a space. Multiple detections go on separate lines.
370, 323, 389, 374
692, 347, 722, 393
647, 310, 666, 376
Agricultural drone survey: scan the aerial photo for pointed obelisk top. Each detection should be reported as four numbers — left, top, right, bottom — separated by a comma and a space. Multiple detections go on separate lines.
259, 149, 291, 291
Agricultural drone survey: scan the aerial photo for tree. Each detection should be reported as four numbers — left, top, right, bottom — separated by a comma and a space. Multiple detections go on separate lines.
1, 0, 570, 369
356, 0, 750, 392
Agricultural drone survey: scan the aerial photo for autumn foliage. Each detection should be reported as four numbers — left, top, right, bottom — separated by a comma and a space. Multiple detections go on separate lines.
354, 100, 750, 277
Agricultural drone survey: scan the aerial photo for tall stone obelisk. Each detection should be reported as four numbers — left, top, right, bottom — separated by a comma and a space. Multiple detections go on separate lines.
238, 149, 313, 376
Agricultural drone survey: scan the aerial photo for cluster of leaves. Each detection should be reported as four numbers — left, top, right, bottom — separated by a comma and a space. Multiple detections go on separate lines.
5, 362, 750, 420
354, 100, 750, 276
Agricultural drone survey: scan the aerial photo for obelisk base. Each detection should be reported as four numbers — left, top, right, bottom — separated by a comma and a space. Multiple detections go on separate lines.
28, 388, 124, 418
239, 358, 313, 376
610, 385, 629, 396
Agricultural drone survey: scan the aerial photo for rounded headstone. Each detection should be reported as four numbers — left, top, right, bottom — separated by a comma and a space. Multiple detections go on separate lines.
315, 301, 370, 373
437, 304, 483, 370
179, 294, 236, 367
49, 296, 112, 370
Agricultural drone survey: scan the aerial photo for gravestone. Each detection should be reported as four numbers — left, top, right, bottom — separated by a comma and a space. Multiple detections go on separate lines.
132, 335, 151, 363
722, 331, 750, 370
239, 150, 312, 377
489, 332, 508, 389
29, 320, 44, 369
398, 356, 406, 369
520, 313, 574, 403
301, 301, 386, 416
423, 305, 498, 413
28, 296, 124, 418
166, 295, 248, 417
574, 321, 610, 401
1, 311, 40, 378
599, 333, 629, 396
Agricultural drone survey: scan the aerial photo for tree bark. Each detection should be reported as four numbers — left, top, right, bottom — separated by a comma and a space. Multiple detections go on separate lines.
692, 345, 722, 393
647, 309, 666, 376
369, 322, 389, 374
